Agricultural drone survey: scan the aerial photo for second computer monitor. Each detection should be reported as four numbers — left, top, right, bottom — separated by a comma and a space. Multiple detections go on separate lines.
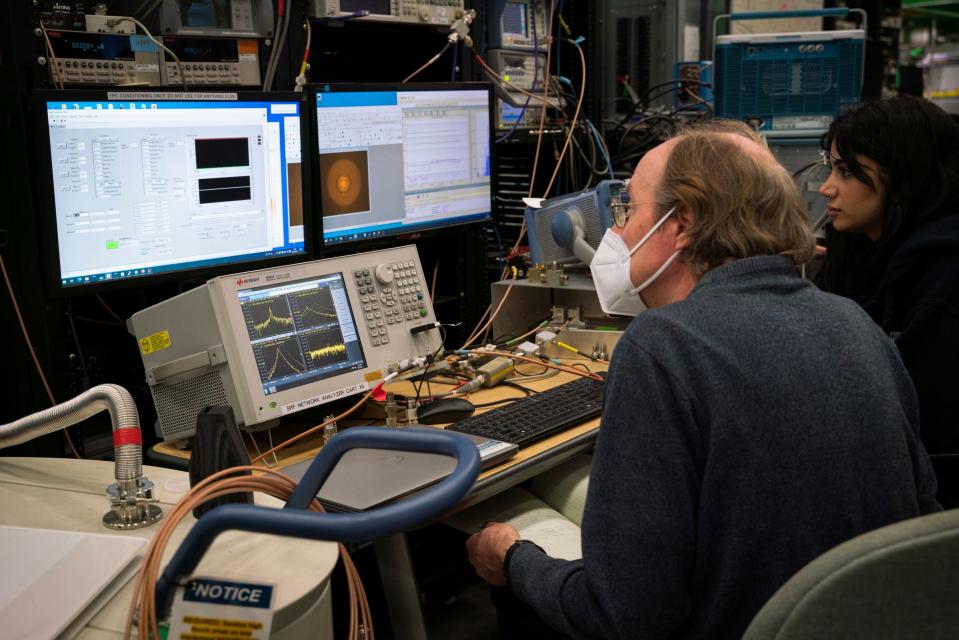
313, 83, 494, 245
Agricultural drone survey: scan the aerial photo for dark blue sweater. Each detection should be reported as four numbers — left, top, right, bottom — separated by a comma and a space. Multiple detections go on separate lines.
509, 256, 940, 640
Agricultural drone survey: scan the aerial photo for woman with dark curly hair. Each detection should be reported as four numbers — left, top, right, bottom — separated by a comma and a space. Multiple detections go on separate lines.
817, 95, 959, 505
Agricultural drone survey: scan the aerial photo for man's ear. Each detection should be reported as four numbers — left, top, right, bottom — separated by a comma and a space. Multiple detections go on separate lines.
673, 204, 694, 251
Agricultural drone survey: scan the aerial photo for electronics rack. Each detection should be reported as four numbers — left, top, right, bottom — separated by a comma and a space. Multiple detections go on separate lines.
309, 0, 467, 26
485, 1, 548, 131
487, 0, 548, 51
712, 8, 867, 137
32, 1, 273, 88
714, 29, 865, 137
486, 49, 546, 130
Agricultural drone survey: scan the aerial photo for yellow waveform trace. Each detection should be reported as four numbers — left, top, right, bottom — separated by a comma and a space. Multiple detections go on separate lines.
308, 342, 347, 361
253, 307, 295, 334
301, 305, 338, 320
267, 345, 304, 379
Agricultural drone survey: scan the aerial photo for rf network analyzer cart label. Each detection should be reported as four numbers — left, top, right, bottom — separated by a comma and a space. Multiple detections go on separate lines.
139, 330, 171, 355
281, 381, 370, 415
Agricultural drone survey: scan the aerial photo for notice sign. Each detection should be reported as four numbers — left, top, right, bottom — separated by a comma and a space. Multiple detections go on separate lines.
168, 578, 275, 640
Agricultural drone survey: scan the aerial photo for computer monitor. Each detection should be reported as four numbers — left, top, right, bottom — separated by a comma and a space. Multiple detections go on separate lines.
312, 83, 494, 246
128, 245, 443, 442
34, 91, 311, 292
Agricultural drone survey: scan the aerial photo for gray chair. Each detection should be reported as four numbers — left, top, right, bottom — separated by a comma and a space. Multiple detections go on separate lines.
743, 509, 959, 639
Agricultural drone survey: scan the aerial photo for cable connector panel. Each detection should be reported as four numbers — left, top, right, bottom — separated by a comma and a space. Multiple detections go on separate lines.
536, 330, 558, 345
514, 341, 540, 358
387, 355, 429, 375
448, 9, 476, 47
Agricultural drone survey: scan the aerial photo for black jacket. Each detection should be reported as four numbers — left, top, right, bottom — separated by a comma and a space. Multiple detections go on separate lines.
862, 214, 959, 455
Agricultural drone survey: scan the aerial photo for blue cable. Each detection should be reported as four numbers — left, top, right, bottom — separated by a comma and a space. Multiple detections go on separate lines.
451, 40, 459, 81
492, 220, 505, 262
494, 93, 532, 144
586, 118, 614, 179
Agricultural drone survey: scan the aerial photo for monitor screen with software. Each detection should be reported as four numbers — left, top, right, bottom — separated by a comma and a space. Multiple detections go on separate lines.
313, 83, 493, 245
36, 92, 310, 291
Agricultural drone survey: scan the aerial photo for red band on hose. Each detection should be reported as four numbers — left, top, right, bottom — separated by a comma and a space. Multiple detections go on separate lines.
113, 428, 142, 447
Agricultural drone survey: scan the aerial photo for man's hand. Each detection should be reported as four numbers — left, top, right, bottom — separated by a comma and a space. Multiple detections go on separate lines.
466, 522, 521, 586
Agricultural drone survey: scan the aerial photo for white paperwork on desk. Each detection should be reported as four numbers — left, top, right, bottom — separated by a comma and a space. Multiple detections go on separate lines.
0, 525, 147, 640
445, 487, 583, 561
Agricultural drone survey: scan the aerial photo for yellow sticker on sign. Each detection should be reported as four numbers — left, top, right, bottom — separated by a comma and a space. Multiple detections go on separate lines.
140, 330, 171, 355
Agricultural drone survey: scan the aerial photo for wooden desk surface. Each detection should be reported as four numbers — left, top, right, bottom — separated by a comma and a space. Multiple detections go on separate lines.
154, 359, 608, 501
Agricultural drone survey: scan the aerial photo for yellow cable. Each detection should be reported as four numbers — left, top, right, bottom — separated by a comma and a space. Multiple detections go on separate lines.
555, 341, 579, 355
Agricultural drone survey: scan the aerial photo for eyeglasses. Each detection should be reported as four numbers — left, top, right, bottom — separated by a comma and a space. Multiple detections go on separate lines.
609, 180, 655, 228
609, 180, 632, 228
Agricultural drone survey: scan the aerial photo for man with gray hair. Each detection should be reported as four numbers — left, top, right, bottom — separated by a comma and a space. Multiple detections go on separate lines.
466, 123, 939, 639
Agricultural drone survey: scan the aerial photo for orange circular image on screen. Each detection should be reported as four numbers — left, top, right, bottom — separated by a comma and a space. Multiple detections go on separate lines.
326, 157, 363, 207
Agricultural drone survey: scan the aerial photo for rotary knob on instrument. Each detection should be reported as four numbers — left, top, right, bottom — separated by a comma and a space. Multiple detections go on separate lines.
375, 264, 394, 284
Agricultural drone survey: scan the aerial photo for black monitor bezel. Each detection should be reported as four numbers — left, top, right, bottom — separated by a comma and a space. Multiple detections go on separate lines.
32, 89, 315, 297
309, 81, 496, 250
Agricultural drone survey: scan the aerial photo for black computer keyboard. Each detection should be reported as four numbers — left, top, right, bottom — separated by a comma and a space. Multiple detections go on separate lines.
447, 373, 606, 447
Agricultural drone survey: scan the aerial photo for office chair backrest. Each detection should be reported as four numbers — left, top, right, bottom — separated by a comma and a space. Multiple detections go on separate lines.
743, 508, 959, 639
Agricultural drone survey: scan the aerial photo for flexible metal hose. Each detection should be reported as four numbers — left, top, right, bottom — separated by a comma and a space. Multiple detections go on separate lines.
0, 383, 142, 481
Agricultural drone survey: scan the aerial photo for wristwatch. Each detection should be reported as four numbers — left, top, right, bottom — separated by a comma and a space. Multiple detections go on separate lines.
503, 539, 544, 587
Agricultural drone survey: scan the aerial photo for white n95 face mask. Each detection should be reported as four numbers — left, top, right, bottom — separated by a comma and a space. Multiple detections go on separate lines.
589, 206, 679, 316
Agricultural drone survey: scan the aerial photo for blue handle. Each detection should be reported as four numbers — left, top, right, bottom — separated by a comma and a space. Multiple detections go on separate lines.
729, 8, 849, 20
155, 427, 480, 616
